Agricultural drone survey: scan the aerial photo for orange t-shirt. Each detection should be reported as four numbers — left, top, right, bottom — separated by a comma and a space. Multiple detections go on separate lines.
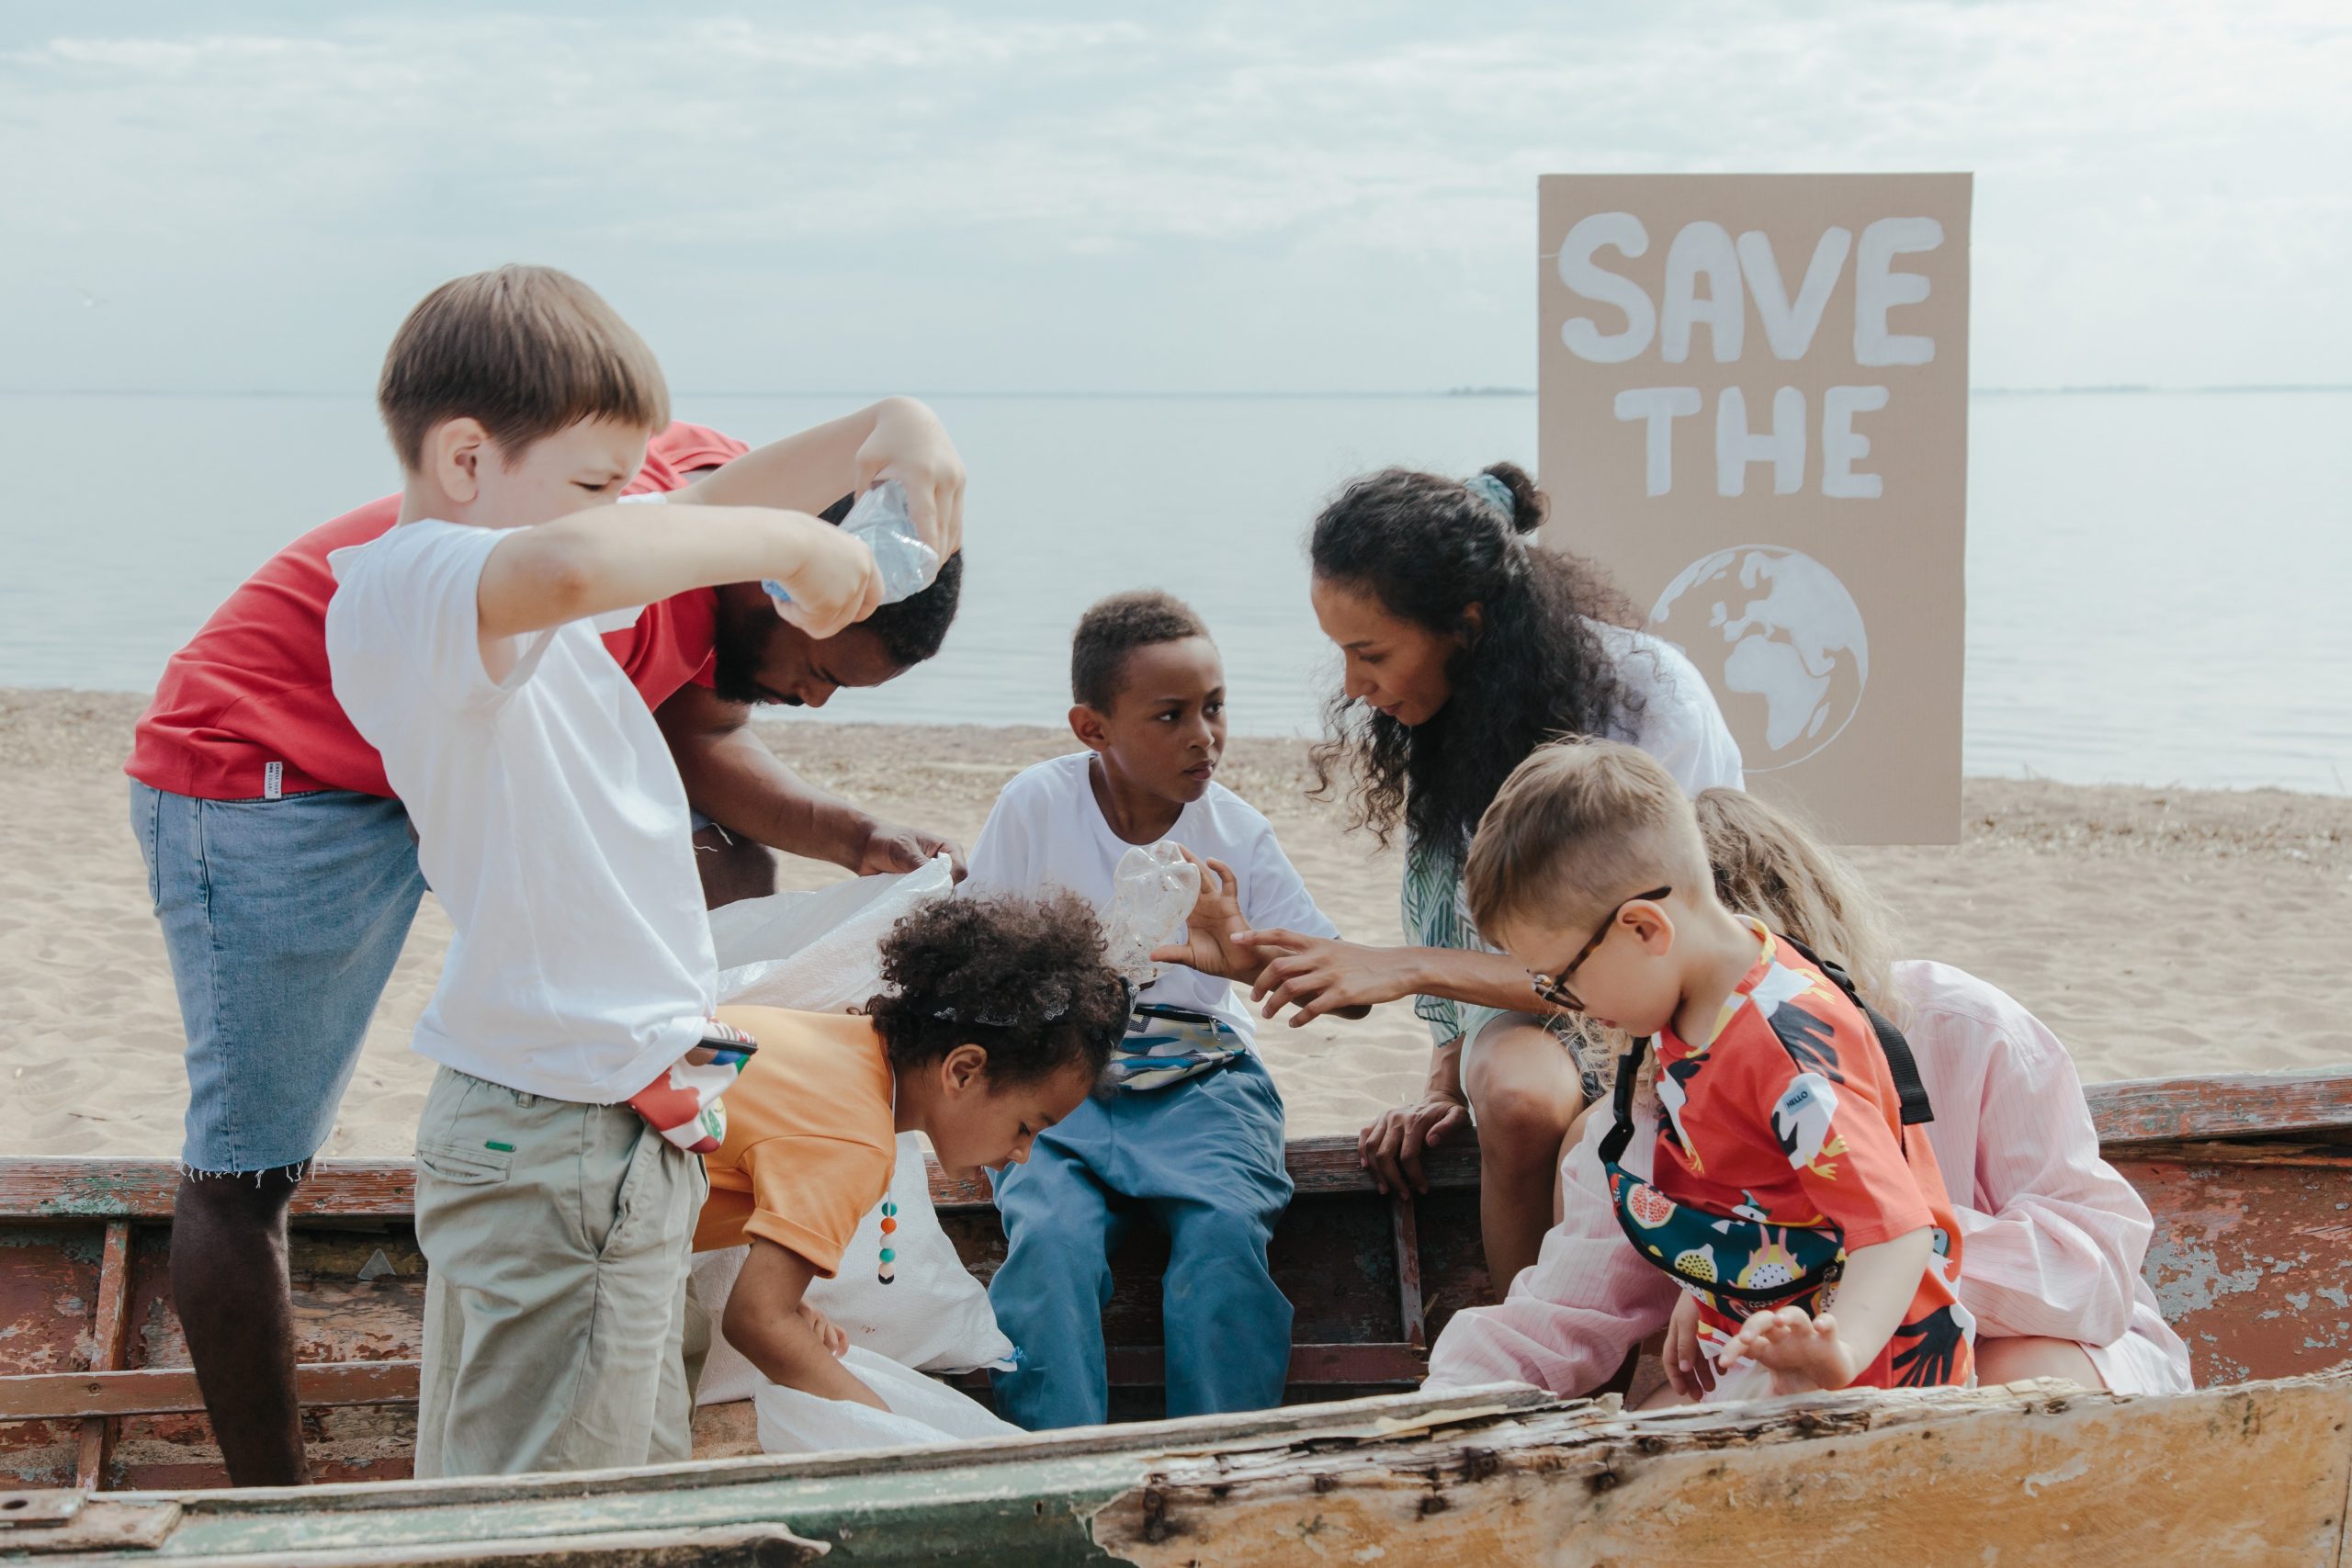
694, 1006, 897, 1279
1653, 925, 1974, 1391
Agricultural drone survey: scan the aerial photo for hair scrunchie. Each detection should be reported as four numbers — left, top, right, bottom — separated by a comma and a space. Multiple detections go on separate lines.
1464, 471, 1517, 524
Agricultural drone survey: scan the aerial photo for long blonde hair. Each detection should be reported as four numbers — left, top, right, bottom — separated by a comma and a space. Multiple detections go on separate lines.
1583, 787, 1904, 1099
1692, 787, 1900, 1020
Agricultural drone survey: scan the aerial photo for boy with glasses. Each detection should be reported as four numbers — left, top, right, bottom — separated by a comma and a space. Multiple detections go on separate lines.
1461, 738, 1973, 1399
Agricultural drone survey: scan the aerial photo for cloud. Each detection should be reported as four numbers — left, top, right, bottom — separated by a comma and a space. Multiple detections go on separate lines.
1, 1, 2345, 391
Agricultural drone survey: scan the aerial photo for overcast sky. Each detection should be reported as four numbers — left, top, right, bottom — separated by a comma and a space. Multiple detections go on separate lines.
3, 2, 2344, 394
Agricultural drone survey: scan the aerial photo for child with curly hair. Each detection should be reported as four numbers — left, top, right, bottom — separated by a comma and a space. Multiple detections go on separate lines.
693, 891, 1128, 1410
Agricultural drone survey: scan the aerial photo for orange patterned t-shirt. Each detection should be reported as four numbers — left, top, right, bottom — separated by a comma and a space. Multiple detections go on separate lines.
1651, 924, 1975, 1389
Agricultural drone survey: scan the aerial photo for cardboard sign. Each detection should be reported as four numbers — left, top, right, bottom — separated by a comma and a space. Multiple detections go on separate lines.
1537, 174, 1971, 844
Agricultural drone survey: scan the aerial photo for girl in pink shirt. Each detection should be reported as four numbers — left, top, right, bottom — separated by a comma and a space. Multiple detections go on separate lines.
1426, 787, 2192, 1399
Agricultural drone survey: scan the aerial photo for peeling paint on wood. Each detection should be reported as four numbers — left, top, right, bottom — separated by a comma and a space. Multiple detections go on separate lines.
1087, 1377, 2352, 1567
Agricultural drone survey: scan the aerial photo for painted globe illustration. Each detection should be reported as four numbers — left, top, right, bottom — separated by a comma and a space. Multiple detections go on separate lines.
1647, 546, 1869, 772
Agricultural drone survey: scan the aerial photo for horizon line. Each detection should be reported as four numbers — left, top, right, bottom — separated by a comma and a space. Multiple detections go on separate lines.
2, 383, 2348, 400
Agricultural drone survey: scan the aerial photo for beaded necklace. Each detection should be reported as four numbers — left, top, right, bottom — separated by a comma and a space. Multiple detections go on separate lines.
879, 1076, 900, 1285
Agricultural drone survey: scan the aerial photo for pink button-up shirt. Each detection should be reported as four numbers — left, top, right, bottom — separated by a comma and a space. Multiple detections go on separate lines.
1425, 960, 2194, 1396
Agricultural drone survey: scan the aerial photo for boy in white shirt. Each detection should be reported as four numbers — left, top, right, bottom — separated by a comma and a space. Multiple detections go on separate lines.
325, 265, 911, 1478
965, 591, 1364, 1427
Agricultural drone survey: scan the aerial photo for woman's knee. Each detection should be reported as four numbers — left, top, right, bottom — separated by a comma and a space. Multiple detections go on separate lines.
1465, 1026, 1582, 1158
1474, 1084, 1575, 1163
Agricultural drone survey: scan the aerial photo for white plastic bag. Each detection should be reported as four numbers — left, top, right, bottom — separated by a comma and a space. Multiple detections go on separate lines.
752, 1347, 1018, 1454
711, 854, 955, 1012
691, 1134, 1012, 1407
1099, 840, 1200, 987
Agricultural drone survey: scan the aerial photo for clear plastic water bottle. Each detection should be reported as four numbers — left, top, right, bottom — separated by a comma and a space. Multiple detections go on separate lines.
1101, 841, 1202, 987
763, 479, 940, 621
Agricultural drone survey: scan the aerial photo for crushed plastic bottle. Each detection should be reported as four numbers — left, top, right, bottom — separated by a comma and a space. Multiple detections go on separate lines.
764, 479, 942, 623
1100, 841, 1202, 988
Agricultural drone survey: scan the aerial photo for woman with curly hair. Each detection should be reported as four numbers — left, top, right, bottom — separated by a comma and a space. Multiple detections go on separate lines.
1238, 462, 1743, 1286
693, 890, 1128, 1413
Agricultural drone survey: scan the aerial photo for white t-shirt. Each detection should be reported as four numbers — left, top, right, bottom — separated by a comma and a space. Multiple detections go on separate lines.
324, 507, 717, 1103
1593, 621, 1746, 797
962, 751, 1340, 1046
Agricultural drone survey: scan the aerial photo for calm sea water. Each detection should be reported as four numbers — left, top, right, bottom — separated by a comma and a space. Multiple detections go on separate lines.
1, 390, 2345, 795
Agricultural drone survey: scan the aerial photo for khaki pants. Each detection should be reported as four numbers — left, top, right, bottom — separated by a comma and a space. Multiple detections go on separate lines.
412, 1066, 703, 1479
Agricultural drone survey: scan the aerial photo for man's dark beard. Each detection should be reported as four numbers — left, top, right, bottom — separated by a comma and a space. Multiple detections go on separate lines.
709, 637, 793, 707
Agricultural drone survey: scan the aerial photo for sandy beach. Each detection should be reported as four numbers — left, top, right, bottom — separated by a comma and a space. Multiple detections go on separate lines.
2, 687, 2346, 1163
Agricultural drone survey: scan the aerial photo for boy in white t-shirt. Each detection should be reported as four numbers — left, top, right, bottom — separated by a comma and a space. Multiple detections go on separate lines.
324, 266, 909, 1478
965, 591, 1366, 1427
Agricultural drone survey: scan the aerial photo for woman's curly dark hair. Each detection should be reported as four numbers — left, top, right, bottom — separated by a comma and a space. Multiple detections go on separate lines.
1307, 460, 1643, 861
865, 891, 1127, 1085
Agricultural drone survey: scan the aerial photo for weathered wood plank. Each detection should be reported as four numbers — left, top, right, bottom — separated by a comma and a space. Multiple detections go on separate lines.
1090, 1376, 2352, 1568
71, 1222, 131, 1491
0, 1362, 420, 1423
0, 1163, 415, 1223
2086, 1068, 2352, 1147
20, 1379, 2346, 1565
4, 1069, 2346, 1223
1389, 1191, 1428, 1349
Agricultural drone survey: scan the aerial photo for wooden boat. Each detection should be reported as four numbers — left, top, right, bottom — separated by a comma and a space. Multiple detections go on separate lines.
2, 1066, 2347, 1563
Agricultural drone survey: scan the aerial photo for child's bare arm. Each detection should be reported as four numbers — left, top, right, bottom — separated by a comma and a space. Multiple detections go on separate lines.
1718, 1226, 1933, 1391
721, 1238, 888, 1411
477, 502, 881, 649
671, 397, 965, 564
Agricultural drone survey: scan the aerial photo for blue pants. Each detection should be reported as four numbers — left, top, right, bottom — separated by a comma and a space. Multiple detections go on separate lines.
988, 1054, 1294, 1429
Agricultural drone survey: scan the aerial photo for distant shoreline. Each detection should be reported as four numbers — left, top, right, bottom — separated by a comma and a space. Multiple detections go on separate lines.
4, 384, 2347, 400
4, 686, 2341, 798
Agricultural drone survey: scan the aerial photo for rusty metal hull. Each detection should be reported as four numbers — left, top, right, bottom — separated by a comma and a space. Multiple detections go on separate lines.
3, 1068, 2348, 1495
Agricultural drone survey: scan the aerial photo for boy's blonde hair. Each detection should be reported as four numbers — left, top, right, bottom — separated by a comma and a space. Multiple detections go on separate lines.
1464, 738, 1710, 941
377, 265, 670, 471
1581, 785, 1907, 1101
1693, 786, 1902, 1021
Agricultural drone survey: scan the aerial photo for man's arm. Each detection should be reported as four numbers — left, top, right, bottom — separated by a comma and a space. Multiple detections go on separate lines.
671, 397, 965, 566
721, 1238, 887, 1411
655, 683, 966, 877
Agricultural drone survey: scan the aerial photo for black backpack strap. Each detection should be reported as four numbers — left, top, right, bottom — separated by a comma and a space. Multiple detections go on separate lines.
1596, 1037, 1650, 1167
1775, 934, 1934, 1128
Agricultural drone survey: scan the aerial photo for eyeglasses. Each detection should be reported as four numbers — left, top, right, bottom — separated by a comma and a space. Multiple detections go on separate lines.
1527, 887, 1671, 1013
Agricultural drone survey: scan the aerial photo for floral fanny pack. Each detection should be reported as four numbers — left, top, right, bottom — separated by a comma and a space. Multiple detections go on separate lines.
1600, 939, 1934, 1322
1106, 1002, 1249, 1092
626, 1020, 758, 1154
1600, 1035, 1850, 1319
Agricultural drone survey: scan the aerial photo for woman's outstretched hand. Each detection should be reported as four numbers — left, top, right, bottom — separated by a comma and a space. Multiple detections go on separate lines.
1357, 1096, 1470, 1196
1240, 931, 1421, 1024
